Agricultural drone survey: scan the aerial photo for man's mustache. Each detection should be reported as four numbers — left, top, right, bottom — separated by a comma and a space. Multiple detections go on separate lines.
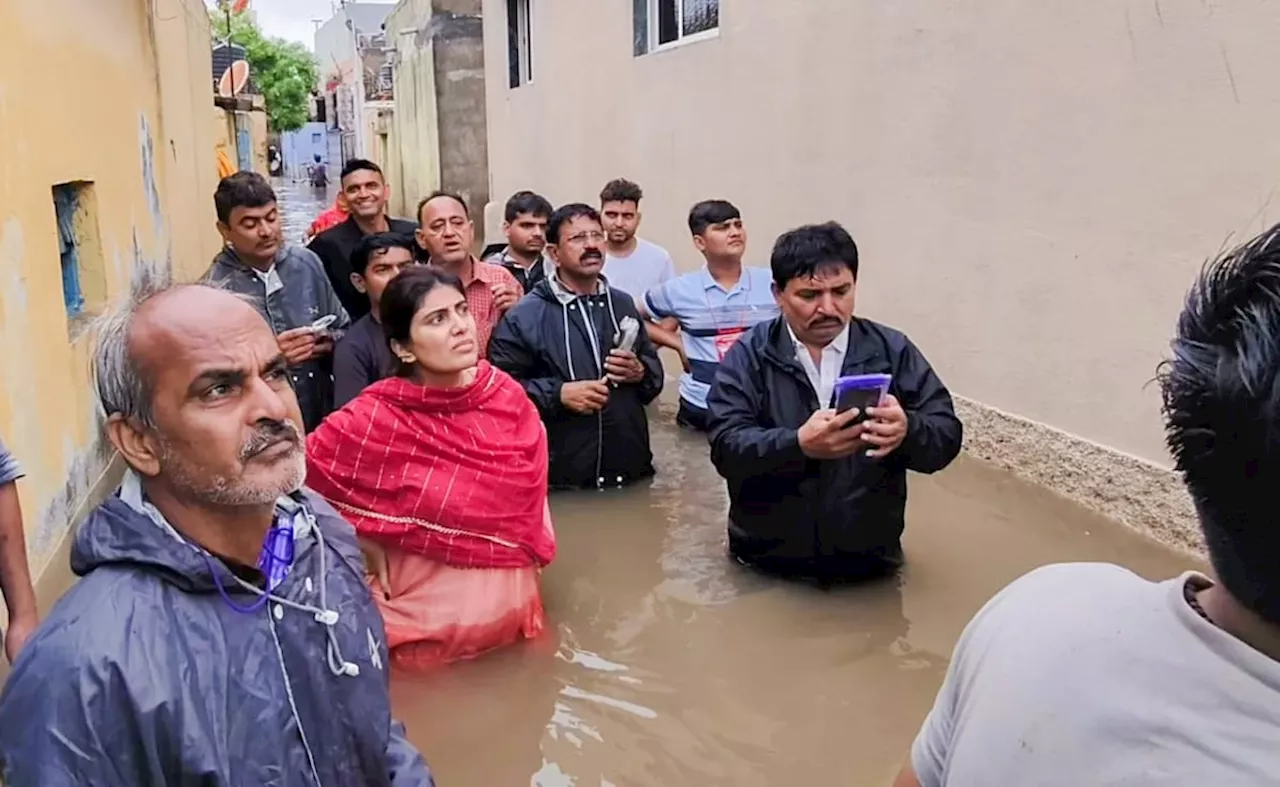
240, 420, 301, 460
581, 250, 603, 261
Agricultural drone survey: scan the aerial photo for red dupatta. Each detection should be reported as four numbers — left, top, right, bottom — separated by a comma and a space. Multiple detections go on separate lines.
305, 362, 555, 569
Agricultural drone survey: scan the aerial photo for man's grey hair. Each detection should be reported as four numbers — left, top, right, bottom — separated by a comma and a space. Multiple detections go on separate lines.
92, 278, 257, 428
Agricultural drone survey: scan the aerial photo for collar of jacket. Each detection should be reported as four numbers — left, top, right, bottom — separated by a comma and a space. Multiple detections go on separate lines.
216, 244, 289, 273
546, 269, 611, 305
759, 317, 880, 378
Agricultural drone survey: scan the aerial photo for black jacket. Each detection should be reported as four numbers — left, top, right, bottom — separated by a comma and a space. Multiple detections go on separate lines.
308, 216, 418, 320
489, 276, 664, 490
706, 317, 962, 580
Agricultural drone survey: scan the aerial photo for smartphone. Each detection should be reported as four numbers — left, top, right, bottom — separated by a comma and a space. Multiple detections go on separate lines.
310, 314, 338, 333
832, 374, 892, 425
614, 316, 640, 354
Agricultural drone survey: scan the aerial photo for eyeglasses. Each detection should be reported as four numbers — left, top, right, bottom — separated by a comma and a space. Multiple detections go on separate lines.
563, 230, 606, 246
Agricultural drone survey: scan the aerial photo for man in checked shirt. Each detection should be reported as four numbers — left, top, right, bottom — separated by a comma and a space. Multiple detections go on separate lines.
415, 191, 522, 357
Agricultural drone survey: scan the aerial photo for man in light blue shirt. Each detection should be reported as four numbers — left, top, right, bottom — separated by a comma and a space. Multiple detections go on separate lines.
646, 200, 778, 430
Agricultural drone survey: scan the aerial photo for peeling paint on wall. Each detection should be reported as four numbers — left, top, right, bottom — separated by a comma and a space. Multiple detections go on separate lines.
139, 114, 162, 225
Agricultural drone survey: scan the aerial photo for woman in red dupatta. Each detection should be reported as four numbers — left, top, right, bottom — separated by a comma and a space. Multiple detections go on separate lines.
307, 267, 555, 668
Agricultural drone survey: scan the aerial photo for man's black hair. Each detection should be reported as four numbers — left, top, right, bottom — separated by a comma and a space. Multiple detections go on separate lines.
350, 231, 417, 277
547, 203, 601, 245
340, 158, 384, 182
504, 191, 553, 223
1159, 223, 1280, 624
688, 200, 742, 236
416, 190, 470, 223
600, 178, 643, 205
214, 171, 276, 225
769, 221, 860, 289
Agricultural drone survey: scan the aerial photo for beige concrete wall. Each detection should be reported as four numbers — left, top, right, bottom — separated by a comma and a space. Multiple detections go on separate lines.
387, 0, 443, 219
0, 0, 218, 583
482, 0, 1280, 468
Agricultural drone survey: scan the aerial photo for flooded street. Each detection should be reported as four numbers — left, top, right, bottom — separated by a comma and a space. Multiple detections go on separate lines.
267, 184, 1195, 785
389, 403, 1196, 786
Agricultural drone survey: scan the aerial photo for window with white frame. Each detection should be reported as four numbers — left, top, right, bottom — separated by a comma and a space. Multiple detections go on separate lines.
507, 0, 532, 88
634, 0, 719, 55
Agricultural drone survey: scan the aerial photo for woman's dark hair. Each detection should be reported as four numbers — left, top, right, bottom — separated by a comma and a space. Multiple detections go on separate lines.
214, 172, 276, 224
351, 232, 417, 276
770, 221, 860, 289
379, 266, 466, 376
688, 199, 741, 236
547, 203, 601, 244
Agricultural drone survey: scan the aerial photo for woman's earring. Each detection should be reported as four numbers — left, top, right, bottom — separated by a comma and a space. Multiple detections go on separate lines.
398, 353, 416, 364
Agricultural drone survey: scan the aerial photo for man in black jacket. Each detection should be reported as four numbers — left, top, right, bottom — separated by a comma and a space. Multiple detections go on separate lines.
490, 203, 664, 490
307, 159, 417, 320
706, 221, 962, 582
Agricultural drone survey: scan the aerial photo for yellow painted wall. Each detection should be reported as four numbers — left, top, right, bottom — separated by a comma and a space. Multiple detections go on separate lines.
0, 0, 219, 584
386, 0, 442, 219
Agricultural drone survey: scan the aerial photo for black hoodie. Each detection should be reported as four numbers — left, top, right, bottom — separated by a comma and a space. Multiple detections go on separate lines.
490, 274, 664, 489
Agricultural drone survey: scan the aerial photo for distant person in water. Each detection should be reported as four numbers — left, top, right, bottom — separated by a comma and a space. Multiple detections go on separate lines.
0, 283, 433, 785
706, 221, 961, 582
307, 266, 556, 667
311, 153, 328, 189
895, 225, 1280, 787
204, 172, 349, 432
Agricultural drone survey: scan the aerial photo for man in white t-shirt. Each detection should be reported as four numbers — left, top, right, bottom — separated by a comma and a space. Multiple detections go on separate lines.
896, 225, 1280, 786
599, 178, 676, 309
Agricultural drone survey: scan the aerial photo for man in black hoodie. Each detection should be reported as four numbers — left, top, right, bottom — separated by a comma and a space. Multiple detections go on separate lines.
490, 203, 664, 490
706, 221, 962, 583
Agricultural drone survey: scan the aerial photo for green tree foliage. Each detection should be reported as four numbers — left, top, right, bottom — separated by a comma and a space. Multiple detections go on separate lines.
210, 7, 319, 133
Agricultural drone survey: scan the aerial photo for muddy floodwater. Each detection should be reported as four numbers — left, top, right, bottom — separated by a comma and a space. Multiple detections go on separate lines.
391, 397, 1197, 787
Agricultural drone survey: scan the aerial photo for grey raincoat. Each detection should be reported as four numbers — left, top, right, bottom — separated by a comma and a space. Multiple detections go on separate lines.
0, 473, 433, 786
205, 245, 351, 432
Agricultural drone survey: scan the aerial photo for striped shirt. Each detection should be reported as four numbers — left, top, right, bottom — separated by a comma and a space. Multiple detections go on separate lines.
0, 437, 23, 486
645, 266, 779, 409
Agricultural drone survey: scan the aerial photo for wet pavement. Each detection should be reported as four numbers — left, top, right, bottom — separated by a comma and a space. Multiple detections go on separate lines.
273, 177, 335, 244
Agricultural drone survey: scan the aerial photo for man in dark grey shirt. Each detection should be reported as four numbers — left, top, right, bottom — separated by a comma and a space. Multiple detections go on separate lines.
333, 233, 421, 408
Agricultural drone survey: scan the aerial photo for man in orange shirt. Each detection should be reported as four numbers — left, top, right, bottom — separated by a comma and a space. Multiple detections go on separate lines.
415, 191, 521, 356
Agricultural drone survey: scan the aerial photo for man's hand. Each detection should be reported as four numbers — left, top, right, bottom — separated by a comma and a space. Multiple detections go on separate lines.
491, 282, 520, 313
360, 539, 391, 600
560, 380, 610, 414
798, 407, 867, 459
277, 327, 320, 366
4, 610, 36, 664
311, 333, 335, 358
864, 394, 909, 458
603, 349, 645, 384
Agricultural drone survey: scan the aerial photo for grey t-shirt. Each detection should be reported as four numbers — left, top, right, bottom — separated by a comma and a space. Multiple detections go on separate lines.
602, 238, 675, 313
912, 563, 1280, 786
332, 314, 394, 408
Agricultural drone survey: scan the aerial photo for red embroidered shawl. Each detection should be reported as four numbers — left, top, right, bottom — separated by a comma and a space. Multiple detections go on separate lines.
306, 362, 555, 569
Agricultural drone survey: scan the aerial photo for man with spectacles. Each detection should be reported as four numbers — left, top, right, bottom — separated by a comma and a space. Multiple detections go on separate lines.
490, 203, 664, 490
414, 191, 522, 356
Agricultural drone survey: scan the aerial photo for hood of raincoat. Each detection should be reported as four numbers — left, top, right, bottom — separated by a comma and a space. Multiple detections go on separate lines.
0, 475, 434, 787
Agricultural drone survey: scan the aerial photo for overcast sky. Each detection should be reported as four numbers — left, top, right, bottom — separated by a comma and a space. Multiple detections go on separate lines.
207, 0, 342, 49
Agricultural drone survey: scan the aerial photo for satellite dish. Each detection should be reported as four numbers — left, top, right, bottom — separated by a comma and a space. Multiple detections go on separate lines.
218, 60, 251, 98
